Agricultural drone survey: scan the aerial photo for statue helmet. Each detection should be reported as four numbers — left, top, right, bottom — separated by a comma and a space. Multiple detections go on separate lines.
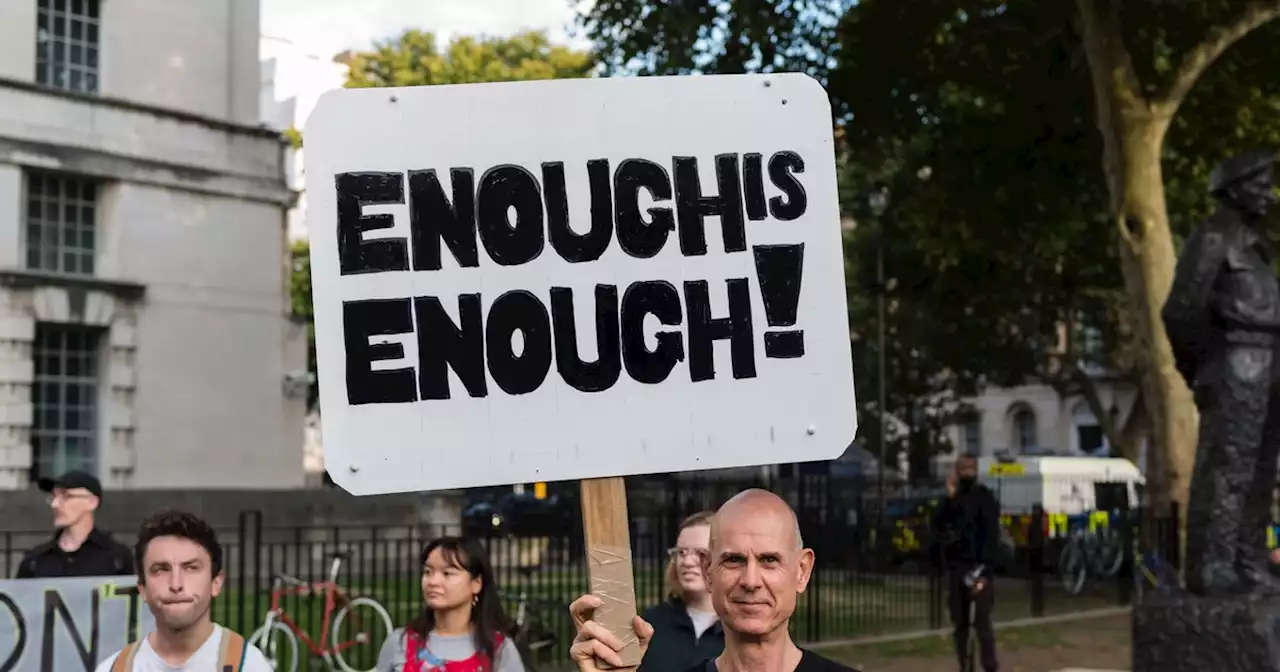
1209, 148, 1275, 197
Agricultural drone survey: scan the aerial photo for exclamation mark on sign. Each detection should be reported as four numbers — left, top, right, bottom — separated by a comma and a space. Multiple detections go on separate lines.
752, 243, 806, 359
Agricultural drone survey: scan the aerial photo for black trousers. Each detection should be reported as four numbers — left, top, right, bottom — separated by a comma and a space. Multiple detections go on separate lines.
948, 569, 997, 672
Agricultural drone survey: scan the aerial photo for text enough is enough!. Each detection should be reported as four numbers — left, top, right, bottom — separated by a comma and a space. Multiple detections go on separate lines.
336, 151, 813, 406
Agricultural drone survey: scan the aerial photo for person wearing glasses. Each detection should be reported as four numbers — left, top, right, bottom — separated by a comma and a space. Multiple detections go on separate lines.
635, 511, 724, 672
14, 470, 132, 578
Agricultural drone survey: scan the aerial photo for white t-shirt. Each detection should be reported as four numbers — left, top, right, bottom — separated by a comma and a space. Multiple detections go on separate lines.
687, 607, 718, 640
94, 626, 272, 672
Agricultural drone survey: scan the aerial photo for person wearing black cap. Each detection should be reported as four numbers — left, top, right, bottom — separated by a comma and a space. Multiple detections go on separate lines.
14, 470, 132, 578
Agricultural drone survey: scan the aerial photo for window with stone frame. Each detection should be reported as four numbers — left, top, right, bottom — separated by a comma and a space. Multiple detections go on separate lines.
963, 416, 981, 455
36, 0, 101, 95
1012, 406, 1038, 452
30, 324, 103, 481
25, 171, 98, 275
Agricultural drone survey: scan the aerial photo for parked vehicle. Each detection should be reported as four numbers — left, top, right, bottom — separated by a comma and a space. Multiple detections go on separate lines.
462, 490, 575, 538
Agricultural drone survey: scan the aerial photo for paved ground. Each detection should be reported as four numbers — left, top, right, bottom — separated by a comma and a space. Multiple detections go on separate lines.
821, 612, 1131, 672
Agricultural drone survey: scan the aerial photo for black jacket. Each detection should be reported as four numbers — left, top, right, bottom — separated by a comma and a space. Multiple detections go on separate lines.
640, 598, 725, 672
929, 483, 1002, 571
14, 528, 133, 578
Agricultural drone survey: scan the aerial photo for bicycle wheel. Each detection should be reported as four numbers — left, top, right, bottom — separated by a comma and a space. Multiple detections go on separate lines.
1091, 527, 1125, 578
516, 603, 560, 669
1059, 541, 1087, 596
331, 597, 395, 672
513, 636, 542, 672
248, 620, 300, 672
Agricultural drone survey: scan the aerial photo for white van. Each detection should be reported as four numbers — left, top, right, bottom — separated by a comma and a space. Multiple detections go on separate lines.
977, 455, 1144, 517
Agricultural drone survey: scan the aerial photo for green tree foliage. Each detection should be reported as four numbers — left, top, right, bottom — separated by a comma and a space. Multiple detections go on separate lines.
834, 2, 1141, 459
289, 239, 316, 409
838, 140, 978, 476
835, 0, 1280, 507
581, 0, 843, 78
290, 239, 312, 320
577, 2, 1280, 492
282, 126, 303, 149
343, 29, 594, 88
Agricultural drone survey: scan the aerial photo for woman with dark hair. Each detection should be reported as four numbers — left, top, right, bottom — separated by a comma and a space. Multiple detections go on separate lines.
635, 510, 724, 671
376, 536, 525, 672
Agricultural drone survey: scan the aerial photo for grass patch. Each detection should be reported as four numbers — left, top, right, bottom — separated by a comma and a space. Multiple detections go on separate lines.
824, 625, 1071, 662
822, 612, 1131, 670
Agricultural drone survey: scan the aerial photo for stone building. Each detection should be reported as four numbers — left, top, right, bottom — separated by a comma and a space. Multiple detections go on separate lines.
0, 0, 307, 490
950, 379, 1138, 457
259, 35, 348, 485
944, 322, 1140, 461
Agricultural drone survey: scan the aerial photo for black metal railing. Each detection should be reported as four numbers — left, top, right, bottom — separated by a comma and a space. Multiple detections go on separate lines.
3, 473, 1176, 665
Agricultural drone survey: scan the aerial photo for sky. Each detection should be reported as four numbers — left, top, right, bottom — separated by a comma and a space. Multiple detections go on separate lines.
261, 0, 591, 64
259, 0, 597, 240
258, 0, 595, 155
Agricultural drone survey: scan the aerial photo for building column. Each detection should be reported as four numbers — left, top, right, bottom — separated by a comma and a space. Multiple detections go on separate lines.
0, 287, 34, 488
104, 307, 138, 487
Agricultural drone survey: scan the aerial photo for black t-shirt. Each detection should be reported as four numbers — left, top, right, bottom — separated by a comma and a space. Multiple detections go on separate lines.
685, 649, 859, 672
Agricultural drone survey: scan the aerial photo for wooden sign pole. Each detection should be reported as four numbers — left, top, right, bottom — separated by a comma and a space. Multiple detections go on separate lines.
580, 476, 644, 669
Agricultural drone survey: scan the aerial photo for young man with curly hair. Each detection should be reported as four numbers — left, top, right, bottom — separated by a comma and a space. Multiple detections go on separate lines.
95, 510, 272, 671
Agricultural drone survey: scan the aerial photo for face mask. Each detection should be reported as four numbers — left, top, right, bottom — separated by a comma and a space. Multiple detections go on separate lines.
958, 476, 977, 491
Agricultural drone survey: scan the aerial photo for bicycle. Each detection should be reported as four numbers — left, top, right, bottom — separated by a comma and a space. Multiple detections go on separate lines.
1132, 547, 1179, 602
505, 567, 563, 672
248, 550, 395, 672
1058, 518, 1125, 596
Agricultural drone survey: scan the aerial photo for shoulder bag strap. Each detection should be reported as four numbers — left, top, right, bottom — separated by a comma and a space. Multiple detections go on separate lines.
218, 629, 247, 672
110, 642, 139, 672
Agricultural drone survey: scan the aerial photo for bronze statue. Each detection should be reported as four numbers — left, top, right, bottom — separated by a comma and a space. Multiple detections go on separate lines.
1162, 148, 1279, 597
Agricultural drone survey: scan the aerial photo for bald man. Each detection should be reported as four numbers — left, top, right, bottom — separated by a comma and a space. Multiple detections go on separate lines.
569, 489, 858, 672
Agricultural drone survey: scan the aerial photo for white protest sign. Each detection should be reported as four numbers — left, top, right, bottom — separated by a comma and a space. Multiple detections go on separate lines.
306, 73, 856, 495
0, 575, 155, 672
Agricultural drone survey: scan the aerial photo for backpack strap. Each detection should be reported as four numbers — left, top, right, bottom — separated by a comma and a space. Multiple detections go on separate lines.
403, 630, 425, 672
217, 629, 247, 672
111, 642, 140, 672
487, 632, 508, 669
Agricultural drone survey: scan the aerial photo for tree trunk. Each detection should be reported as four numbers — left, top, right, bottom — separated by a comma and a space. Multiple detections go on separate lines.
1075, 0, 1200, 525
1110, 123, 1198, 519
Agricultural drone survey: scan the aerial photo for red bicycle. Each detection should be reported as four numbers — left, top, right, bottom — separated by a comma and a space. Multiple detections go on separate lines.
247, 550, 394, 672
